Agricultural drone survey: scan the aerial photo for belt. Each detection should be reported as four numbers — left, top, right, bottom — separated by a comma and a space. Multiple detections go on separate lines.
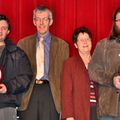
35, 79, 49, 85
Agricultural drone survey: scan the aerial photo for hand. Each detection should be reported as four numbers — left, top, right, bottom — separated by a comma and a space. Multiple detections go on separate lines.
66, 117, 75, 120
0, 84, 7, 93
113, 76, 120, 89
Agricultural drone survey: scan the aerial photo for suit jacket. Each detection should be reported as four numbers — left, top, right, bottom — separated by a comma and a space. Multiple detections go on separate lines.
17, 34, 69, 113
61, 55, 90, 120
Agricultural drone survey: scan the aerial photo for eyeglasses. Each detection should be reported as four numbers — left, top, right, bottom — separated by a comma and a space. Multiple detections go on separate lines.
0, 26, 8, 31
34, 17, 50, 22
115, 19, 120, 22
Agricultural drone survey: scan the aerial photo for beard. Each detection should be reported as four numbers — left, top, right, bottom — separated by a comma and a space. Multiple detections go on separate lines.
115, 25, 120, 35
114, 25, 120, 42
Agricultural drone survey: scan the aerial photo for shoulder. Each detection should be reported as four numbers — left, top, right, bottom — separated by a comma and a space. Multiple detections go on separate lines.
7, 45, 28, 60
96, 38, 108, 47
51, 34, 69, 46
18, 34, 36, 44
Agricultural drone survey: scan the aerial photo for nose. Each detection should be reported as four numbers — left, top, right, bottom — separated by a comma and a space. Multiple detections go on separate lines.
39, 19, 44, 25
83, 39, 87, 44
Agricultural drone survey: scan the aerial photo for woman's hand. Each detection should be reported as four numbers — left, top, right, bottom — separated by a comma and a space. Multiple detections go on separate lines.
113, 75, 120, 89
66, 117, 75, 120
0, 84, 7, 93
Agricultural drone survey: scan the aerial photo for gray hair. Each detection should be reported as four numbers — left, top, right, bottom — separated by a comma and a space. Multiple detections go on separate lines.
33, 5, 53, 20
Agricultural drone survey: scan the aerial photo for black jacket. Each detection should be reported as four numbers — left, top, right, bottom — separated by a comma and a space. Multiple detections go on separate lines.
0, 38, 33, 108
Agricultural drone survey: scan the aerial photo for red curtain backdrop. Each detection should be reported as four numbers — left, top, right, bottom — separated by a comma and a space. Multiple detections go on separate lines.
0, 0, 120, 56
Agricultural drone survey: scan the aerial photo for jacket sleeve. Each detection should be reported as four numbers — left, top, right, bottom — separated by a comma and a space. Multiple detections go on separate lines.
88, 40, 113, 87
4, 50, 33, 94
61, 60, 74, 119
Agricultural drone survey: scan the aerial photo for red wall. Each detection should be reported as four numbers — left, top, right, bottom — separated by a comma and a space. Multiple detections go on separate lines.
0, 0, 120, 56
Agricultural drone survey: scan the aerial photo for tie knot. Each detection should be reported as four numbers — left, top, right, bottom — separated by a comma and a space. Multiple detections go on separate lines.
40, 37, 44, 41
39, 37, 44, 45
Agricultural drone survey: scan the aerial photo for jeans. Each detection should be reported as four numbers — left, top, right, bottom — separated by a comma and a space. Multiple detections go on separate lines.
100, 116, 116, 120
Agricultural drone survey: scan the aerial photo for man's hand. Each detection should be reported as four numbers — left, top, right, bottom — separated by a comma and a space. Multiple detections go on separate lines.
113, 76, 120, 89
0, 84, 7, 93
66, 117, 75, 120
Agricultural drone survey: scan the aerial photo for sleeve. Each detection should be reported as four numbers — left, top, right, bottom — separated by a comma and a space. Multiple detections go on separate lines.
4, 50, 33, 94
88, 40, 113, 87
61, 60, 74, 119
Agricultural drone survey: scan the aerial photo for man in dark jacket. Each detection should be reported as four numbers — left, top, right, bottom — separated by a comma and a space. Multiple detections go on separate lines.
0, 15, 33, 120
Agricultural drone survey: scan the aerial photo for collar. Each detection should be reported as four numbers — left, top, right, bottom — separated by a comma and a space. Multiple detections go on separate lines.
36, 32, 51, 47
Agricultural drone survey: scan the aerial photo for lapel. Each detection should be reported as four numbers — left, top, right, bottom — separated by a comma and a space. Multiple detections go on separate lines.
48, 35, 57, 81
28, 35, 37, 76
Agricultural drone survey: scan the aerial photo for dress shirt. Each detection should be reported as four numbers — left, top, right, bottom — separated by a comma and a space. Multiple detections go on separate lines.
36, 32, 51, 81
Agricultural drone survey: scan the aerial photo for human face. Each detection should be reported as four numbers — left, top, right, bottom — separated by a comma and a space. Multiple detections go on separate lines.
115, 13, 120, 34
33, 10, 53, 36
74, 33, 92, 54
0, 20, 10, 42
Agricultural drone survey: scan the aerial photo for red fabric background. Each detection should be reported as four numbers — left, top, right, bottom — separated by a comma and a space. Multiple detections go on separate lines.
0, 0, 120, 56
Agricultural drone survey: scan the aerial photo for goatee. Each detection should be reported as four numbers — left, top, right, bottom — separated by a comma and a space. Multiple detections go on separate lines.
115, 26, 120, 43
115, 25, 120, 35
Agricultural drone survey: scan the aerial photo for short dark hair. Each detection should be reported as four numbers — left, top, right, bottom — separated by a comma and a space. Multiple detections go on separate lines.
72, 26, 92, 43
0, 14, 11, 30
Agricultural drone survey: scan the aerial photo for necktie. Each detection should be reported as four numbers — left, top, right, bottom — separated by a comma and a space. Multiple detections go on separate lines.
36, 37, 44, 79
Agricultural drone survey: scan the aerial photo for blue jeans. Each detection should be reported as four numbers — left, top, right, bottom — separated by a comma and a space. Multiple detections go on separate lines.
100, 116, 115, 120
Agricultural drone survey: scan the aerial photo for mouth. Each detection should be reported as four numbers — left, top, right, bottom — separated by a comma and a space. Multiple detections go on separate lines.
83, 45, 88, 48
38, 25, 45, 29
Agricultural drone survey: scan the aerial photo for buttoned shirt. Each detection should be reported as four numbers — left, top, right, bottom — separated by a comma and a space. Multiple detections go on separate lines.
36, 32, 51, 81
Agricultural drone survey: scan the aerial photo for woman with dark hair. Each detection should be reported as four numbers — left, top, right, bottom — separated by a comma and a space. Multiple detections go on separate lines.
61, 26, 97, 120
88, 7, 120, 120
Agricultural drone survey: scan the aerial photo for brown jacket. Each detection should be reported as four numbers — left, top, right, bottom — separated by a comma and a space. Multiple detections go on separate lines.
88, 38, 120, 118
17, 34, 69, 113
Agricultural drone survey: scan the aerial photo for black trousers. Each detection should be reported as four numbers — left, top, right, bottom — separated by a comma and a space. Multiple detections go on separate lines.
90, 106, 98, 120
18, 83, 59, 120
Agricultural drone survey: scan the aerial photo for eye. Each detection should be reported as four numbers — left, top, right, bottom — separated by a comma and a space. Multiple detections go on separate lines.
1, 26, 8, 30
115, 19, 120, 22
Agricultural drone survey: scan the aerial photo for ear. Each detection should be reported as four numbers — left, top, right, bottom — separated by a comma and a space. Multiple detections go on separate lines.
49, 19, 53, 26
7, 30, 10, 35
33, 19, 36, 26
74, 43, 78, 48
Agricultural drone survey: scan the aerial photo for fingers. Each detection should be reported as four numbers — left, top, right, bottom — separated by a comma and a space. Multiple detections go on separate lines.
0, 84, 7, 93
113, 76, 120, 89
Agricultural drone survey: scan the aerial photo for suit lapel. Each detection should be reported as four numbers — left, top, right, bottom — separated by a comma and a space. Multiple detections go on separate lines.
29, 36, 37, 76
48, 35, 57, 82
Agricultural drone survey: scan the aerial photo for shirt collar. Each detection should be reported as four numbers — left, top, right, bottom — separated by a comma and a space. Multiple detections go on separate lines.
36, 32, 51, 44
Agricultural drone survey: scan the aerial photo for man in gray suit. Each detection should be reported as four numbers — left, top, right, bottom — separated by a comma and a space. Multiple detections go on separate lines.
17, 5, 69, 120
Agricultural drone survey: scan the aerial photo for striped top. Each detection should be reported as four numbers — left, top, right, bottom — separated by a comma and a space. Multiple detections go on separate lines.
90, 80, 97, 106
